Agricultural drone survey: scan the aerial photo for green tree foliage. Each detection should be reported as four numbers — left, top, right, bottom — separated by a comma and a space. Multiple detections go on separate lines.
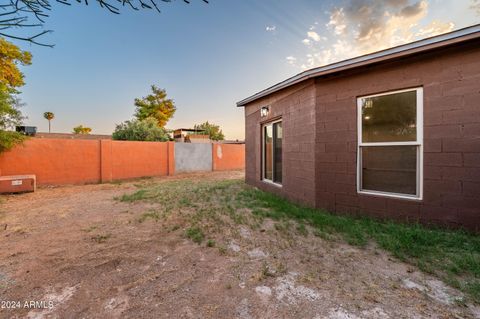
73, 125, 92, 134
194, 121, 225, 141
43, 111, 55, 133
112, 117, 169, 142
0, 38, 31, 152
0, 38, 32, 90
134, 85, 176, 128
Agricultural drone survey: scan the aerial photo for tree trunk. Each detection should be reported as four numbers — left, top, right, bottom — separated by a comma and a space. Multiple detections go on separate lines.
48, 120, 51, 133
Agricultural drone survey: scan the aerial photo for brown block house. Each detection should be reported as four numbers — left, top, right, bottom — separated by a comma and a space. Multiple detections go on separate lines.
237, 25, 480, 231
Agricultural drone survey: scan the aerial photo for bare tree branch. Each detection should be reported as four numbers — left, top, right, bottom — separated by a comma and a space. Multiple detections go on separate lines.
0, 0, 209, 46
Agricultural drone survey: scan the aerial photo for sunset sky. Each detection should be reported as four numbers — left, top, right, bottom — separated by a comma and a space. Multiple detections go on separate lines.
14, 0, 480, 139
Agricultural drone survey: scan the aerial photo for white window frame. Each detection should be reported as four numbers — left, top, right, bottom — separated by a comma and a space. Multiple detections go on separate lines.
356, 87, 423, 200
262, 118, 283, 187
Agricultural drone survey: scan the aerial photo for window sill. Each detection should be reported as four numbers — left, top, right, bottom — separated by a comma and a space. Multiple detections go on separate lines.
262, 179, 283, 188
358, 190, 422, 201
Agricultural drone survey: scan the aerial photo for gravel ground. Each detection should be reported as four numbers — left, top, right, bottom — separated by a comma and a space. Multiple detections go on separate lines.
0, 170, 478, 319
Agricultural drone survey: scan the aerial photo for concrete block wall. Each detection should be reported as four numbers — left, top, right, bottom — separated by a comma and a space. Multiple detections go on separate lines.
0, 139, 245, 186
243, 39, 480, 231
314, 40, 480, 229
245, 80, 317, 206
174, 143, 212, 173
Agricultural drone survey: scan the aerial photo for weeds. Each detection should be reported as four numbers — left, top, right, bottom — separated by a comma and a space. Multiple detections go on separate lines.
185, 227, 205, 244
138, 211, 161, 223
206, 239, 216, 247
91, 234, 111, 243
82, 225, 98, 233
116, 177, 480, 303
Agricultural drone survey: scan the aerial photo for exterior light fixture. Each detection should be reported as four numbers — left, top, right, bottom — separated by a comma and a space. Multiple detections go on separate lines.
260, 106, 269, 117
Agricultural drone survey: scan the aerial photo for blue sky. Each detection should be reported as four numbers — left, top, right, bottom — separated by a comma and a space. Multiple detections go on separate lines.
12, 0, 480, 139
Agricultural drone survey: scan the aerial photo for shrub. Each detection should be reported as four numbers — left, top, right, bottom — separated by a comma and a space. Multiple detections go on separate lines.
112, 117, 169, 142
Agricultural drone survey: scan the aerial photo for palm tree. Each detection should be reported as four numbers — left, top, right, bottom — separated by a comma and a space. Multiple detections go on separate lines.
43, 112, 54, 133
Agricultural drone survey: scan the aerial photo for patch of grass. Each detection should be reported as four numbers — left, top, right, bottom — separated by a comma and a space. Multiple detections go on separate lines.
138, 211, 161, 223
296, 223, 308, 236
218, 245, 227, 255
206, 239, 216, 247
116, 189, 148, 202
169, 225, 181, 232
238, 186, 480, 303
82, 225, 98, 233
91, 233, 111, 243
112, 176, 480, 303
185, 227, 204, 244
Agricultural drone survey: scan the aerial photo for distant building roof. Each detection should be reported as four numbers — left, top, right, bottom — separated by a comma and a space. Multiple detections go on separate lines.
174, 128, 206, 133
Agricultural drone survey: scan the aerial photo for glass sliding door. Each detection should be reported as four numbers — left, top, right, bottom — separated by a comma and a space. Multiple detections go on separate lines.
264, 125, 273, 181
262, 120, 282, 185
273, 122, 282, 184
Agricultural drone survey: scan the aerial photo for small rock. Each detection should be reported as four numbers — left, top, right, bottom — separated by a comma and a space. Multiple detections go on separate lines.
247, 248, 268, 259
228, 242, 241, 253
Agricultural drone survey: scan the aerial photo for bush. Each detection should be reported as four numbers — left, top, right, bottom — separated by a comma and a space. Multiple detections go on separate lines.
112, 117, 169, 142
0, 130, 26, 152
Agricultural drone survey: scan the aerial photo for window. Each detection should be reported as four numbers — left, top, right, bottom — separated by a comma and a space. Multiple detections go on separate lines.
357, 88, 423, 199
262, 120, 282, 185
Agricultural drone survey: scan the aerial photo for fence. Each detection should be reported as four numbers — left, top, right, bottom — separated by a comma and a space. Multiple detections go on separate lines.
0, 138, 244, 186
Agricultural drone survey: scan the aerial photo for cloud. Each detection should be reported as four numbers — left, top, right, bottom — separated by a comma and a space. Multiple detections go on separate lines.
266, 25, 276, 32
287, 0, 456, 70
307, 31, 324, 42
471, 0, 480, 15
416, 20, 455, 37
285, 56, 297, 65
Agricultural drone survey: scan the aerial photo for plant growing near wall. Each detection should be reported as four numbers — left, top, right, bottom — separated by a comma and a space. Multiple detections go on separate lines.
194, 121, 225, 141
43, 112, 54, 133
73, 125, 92, 134
112, 117, 169, 142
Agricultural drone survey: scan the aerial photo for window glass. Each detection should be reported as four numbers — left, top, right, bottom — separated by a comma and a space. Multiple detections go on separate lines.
361, 146, 417, 195
361, 90, 417, 143
274, 122, 282, 184
264, 125, 273, 181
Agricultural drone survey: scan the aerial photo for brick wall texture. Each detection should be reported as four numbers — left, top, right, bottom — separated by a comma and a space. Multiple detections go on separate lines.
244, 39, 480, 231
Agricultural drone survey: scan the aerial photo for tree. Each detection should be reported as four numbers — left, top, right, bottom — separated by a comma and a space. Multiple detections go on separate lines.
0, 0, 209, 47
0, 38, 32, 89
134, 85, 176, 128
194, 121, 225, 141
0, 88, 26, 152
112, 117, 169, 142
73, 125, 92, 134
43, 111, 54, 133
0, 38, 31, 152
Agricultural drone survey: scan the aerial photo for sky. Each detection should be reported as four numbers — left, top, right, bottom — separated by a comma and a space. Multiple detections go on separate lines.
10, 0, 480, 140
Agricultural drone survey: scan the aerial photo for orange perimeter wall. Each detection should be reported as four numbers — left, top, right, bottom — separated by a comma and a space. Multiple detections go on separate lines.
0, 139, 244, 185
0, 139, 101, 185
213, 144, 245, 171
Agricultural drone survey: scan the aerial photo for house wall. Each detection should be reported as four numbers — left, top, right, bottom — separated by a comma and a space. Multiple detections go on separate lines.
244, 80, 317, 206
243, 39, 480, 230
314, 40, 480, 230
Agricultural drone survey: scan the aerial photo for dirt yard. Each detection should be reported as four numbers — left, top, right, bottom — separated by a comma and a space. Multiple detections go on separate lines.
0, 171, 478, 319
